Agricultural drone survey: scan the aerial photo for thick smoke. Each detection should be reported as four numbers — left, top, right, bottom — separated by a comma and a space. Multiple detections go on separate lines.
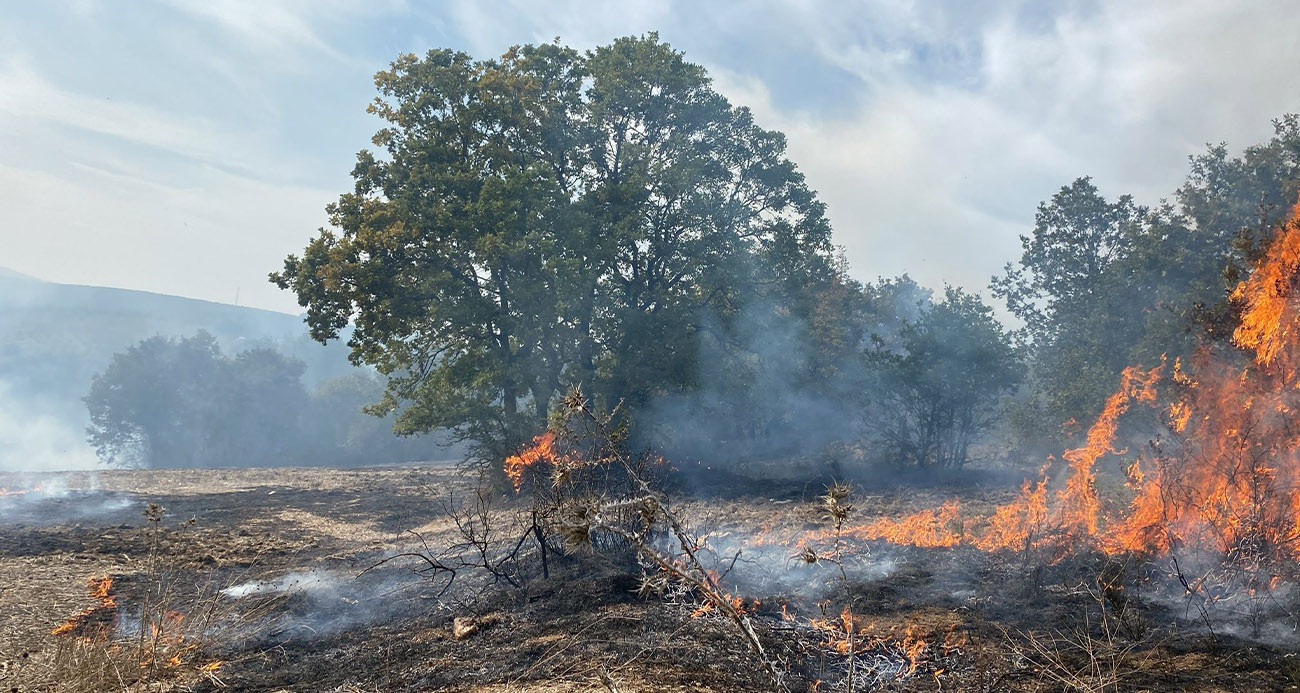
637, 276, 936, 480
0, 379, 98, 472
640, 299, 857, 465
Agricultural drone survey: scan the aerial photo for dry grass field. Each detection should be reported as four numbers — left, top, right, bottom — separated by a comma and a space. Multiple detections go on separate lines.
1, 465, 1297, 692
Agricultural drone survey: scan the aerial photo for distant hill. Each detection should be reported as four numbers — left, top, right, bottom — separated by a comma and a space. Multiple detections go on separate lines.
0, 267, 36, 281
0, 270, 357, 470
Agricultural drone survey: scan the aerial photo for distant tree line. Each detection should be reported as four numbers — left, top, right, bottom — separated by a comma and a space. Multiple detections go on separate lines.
270, 34, 1023, 475
267, 33, 1300, 478
85, 331, 455, 468
994, 116, 1300, 450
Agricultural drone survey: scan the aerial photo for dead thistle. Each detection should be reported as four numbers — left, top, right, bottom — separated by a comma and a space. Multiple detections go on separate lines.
822, 482, 855, 529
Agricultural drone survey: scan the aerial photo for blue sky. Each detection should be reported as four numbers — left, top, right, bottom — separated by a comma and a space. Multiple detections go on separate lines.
2, 1, 1298, 314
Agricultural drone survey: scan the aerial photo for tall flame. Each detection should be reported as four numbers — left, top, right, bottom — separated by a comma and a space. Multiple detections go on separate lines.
790, 192, 1300, 567
1055, 363, 1162, 538
1230, 193, 1300, 369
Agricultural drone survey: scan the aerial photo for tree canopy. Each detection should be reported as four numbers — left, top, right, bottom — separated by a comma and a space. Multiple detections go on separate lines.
86, 332, 305, 467
993, 116, 1300, 439
272, 35, 836, 463
868, 286, 1021, 469
271, 34, 1300, 478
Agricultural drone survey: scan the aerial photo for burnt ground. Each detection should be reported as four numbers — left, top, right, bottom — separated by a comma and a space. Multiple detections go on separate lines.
1, 465, 1297, 692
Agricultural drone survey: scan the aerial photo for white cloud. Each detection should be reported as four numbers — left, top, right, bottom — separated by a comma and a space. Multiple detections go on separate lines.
0, 59, 268, 175
701, 0, 1300, 296
436, 0, 672, 55
2, 0, 1299, 312
0, 156, 333, 313
153, 0, 400, 69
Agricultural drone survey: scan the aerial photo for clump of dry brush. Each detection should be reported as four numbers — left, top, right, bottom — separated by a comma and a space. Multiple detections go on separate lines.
33, 504, 238, 692
524, 387, 791, 690
508, 390, 957, 691
391, 386, 964, 691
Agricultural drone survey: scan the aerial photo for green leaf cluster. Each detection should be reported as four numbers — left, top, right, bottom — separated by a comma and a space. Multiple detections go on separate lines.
271, 35, 836, 463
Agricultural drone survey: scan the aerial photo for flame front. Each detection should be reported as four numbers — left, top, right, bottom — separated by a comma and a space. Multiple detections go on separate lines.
0, 484, 43, 498
1101, 195, 1300, 560
772, 192, 1300, 568
847, 500, 962, 548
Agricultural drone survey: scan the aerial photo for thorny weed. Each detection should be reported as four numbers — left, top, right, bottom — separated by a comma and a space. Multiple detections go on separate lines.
541, 386, 792, 691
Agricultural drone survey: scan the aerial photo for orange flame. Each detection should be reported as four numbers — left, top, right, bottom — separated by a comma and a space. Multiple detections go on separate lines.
846, 500, 962, 548
1231, 194, 1300, 368
899, 626, 928, 677
1099, 195, 1300, 560
51, 575, 117, 638
827, 192, 1300, 568
825, 363, 1160, 553
808, 613, 929, 677
971, 476, 1048, 552
1055, 363, 1162, 538
503, 432, 559, 492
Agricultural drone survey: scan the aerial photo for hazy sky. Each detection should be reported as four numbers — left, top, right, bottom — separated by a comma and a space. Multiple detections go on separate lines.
2, 1, 1299, 314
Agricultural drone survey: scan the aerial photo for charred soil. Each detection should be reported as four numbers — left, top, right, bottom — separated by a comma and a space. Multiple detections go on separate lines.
0, 466, 1295, 692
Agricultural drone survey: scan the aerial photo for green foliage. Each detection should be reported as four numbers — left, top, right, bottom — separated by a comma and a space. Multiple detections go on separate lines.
271, 35, 835, 465
993, 116, 1300, 441
309, 371, 456, 466
867, 287, 1021, 469
85, 333, 447, 468
991, 177, 1146, 426
85, 332, 303, 467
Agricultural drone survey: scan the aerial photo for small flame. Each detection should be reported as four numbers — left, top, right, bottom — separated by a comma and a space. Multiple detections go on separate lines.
51, 575, 117, 638
503, 432, 560, 493
898, 627, 928, 677
845, 500, 962, 548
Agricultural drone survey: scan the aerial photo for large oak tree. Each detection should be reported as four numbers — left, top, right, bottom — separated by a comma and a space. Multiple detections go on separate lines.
272, 35, 836, 464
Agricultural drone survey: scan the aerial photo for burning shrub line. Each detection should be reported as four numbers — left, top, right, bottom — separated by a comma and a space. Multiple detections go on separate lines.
804, 192, 1300, 632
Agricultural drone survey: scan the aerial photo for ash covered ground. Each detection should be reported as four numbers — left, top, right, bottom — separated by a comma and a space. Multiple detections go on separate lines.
1, 465, 1296, 692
